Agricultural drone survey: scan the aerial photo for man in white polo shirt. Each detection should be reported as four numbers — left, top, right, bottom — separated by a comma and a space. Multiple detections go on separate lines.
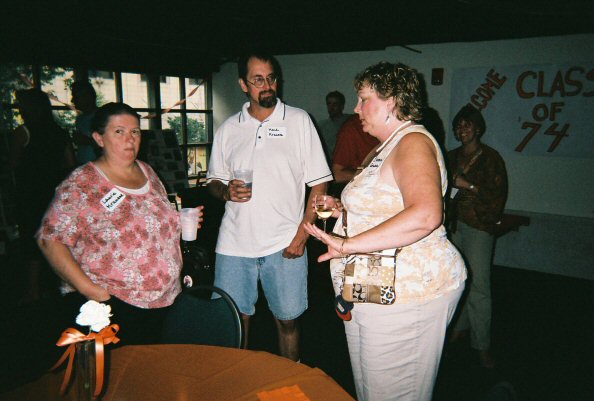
206, 53, 332, 361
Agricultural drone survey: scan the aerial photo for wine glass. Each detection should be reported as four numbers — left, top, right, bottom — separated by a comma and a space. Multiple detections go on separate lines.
314, 194, 334, 233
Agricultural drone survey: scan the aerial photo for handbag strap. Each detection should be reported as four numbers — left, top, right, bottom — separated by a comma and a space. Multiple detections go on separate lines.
342, 208, 401, 261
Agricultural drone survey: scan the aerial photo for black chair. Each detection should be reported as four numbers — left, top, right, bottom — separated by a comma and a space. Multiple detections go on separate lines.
161, 285, 243, 349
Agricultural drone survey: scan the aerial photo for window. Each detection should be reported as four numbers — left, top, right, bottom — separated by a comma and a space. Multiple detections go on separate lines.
89, 70, 114, 79
0, 63, 212, 189
161, 75, 212, 186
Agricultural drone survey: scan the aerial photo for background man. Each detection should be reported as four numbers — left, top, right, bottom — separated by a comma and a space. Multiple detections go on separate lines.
71, 81, 99, 164
330, 114, 379, 195
318, 91, 350, 161
206, 53, 331, 361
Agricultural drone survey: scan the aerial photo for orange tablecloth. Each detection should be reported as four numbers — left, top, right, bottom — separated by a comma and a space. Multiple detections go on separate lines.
1, 344, 354, 401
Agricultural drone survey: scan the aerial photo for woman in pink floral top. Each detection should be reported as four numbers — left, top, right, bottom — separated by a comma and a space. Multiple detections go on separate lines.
37, 102, 203, 344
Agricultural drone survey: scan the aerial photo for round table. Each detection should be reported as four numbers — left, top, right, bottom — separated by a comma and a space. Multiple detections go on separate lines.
1, 344, 354, 401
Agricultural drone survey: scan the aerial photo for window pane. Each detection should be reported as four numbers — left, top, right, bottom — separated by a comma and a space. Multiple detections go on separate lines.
0, 63, 33, 102
160, 76, 181, 113
89, 70, 117, 104
0, 63, 33, 131
122, 72, 149, 108
187, 146, 209, 176
187, 113, 208, 144
185, 78, 206, 109
54, 109, 77, 133
40, 66, 74, 107
161, 112, 183, 145
137, 112, 151, 130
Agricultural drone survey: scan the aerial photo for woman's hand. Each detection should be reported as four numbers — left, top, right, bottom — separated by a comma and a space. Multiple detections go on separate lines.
310, 196, 343, 219
454, 175, 477, 193
304, 222, 346, 262
195, 205, 205, 229
84, 283, 111, 302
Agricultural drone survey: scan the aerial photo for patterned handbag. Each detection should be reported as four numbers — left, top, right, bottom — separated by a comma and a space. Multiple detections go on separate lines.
339, 209, 400, 305
342, 249, 399, 304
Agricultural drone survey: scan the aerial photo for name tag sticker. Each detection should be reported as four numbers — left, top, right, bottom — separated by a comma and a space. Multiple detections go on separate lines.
100, 188, 126, 211
267, 127, 286, 138
368, 157, 383, 172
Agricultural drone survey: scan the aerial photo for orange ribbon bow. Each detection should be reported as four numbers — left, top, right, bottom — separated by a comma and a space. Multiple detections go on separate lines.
51, 324, 120, 398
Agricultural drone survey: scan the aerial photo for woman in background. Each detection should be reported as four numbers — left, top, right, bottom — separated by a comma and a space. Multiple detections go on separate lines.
447, 104, 507, 368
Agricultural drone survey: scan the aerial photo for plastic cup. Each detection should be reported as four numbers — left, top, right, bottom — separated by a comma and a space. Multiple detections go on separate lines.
180, 208, 199, 241
233, 169, 253, 189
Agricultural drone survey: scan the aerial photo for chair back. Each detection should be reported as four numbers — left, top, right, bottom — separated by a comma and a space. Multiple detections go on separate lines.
162, 285, 243, 348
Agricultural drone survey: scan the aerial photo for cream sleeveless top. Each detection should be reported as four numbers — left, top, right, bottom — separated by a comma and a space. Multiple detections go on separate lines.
330, 123, 466, 303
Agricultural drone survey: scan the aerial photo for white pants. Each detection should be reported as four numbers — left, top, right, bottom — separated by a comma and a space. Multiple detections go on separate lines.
344, 286, 464, 401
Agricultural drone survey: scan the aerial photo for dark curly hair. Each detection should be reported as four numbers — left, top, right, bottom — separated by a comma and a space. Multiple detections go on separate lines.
452, 104, 486, 139
354, 61, 424, 122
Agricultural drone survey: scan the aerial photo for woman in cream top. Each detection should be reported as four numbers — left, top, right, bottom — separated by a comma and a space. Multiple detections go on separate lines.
305, 61, 466, 401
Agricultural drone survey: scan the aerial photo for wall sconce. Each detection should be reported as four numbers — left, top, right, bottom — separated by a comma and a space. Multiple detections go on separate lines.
431, 68, 444, 86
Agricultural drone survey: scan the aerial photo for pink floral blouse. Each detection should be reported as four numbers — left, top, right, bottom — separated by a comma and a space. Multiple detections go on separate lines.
37, 161, 182, 308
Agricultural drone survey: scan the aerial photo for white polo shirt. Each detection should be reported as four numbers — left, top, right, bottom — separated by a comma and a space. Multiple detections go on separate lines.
207, 99, 332, 257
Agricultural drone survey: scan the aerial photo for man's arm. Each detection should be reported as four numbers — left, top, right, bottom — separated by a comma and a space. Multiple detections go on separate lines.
332, 163, 358, 184
283, 181, 328, 258
208, 180, 230, 201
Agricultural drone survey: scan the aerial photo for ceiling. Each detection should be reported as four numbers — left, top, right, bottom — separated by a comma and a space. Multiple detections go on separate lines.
3, 0, 594, 77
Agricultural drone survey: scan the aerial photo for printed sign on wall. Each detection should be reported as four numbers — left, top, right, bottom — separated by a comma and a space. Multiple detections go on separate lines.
139, 129, 188, 194
450, 63, 594, 157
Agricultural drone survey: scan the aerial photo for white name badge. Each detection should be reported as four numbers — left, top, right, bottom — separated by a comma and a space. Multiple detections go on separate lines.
100, 188, 126, 211
267, 127, 286, 138
368, 157, 383, 172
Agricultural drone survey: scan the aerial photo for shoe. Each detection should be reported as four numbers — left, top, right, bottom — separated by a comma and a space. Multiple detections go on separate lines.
478, 349, 496, 369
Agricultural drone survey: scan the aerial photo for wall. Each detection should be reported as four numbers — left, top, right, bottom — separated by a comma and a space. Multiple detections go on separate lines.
212, 34, 594, 280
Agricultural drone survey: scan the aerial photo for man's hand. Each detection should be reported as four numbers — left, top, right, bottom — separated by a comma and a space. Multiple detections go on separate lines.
283, 225, 308, 258
227, 179, 252, 202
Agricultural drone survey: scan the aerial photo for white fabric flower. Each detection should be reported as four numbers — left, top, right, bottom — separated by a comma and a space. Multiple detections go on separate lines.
76, 300, 112, 332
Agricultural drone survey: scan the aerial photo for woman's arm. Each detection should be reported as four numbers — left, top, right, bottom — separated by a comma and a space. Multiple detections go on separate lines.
305, 133, 443, 260
38, 238, 110, 302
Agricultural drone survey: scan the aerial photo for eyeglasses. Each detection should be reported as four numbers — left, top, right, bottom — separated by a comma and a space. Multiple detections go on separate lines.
245, 74, 277, 88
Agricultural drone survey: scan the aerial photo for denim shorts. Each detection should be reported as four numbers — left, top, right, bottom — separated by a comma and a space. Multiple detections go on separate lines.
214, 249, 308, 320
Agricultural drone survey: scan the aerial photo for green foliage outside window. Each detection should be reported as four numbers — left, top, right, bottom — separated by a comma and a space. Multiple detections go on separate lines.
167, 115, 207, 145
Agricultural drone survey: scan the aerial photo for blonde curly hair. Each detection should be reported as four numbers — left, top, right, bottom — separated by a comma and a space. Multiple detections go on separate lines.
354, 61, 424, 122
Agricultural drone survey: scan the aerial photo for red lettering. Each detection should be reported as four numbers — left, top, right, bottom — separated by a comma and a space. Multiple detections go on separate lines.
516, 122, 541, 152
537, 71, 549, 97
531, 104, 548, 121
486, 69, 507, 88
549, 102, 565, 120
516, 71, 536, 98
583, 67, 594, 97
548, 71, 566, 97
477, 86, 494, 100
470, 94, 487, 111
544, 123, 570, 152
564, 67, 583, 96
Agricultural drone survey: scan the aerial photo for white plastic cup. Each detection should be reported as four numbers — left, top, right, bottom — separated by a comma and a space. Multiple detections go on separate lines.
180, 208, 199, 241
233, 169, 253, 189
